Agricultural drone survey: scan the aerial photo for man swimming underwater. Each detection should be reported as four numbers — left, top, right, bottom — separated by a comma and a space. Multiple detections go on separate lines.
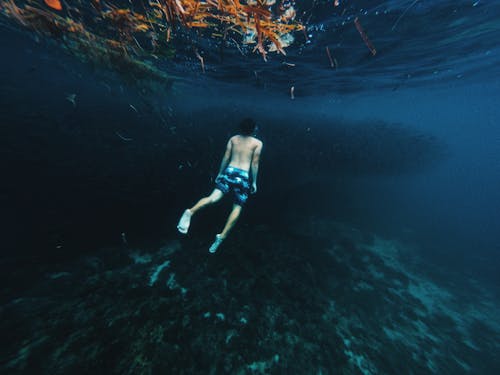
177, 118, 263, 253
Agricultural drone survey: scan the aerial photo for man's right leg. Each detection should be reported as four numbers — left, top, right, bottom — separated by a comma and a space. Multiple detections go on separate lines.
219, 204, 242, 239
209, 204, 243, 253
177, 189, 224, 234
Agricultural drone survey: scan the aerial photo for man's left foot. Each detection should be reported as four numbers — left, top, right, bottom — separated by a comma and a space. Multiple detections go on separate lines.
209, 234, 224, 253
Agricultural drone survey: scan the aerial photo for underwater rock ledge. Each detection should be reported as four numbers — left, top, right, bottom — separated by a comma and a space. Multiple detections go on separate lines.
1, 218, 499, 374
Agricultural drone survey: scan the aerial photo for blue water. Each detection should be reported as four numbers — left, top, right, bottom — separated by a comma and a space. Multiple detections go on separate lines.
1, 0, 500, 373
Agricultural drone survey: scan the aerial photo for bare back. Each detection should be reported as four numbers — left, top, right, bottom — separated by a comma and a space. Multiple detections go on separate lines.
228, 135, 262, 172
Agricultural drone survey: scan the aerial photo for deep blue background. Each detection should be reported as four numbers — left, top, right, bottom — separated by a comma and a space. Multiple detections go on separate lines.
1, 0, 499, 292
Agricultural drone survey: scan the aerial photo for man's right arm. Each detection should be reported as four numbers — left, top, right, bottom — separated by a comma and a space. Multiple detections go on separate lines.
250, 141, 263, 194
217, 138, 233, 176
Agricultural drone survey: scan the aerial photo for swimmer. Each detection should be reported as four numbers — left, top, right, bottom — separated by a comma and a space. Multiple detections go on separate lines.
177, 118, 263, 253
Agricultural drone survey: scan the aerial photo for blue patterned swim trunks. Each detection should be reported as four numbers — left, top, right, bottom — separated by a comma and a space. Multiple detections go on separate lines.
215, 166, 251, 206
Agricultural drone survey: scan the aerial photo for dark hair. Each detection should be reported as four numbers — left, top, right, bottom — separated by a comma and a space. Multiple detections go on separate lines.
239, 117, 257, 136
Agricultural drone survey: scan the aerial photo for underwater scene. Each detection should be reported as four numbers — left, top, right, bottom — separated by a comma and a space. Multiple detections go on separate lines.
1, 0, 499, 374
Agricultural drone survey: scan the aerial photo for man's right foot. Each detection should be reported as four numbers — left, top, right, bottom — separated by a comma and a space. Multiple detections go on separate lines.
209, 234, 224, 253
177, 209, 192, 234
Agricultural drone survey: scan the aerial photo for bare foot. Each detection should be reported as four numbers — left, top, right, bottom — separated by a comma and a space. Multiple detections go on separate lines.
209, 234, 225, 253
177, 209, 192, 234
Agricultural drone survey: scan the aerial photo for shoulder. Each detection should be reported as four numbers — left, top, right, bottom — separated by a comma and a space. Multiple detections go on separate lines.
252, 138, 263, 150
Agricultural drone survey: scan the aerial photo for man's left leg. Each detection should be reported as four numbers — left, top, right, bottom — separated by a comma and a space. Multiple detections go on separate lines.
177, 189, 224, 234
209, 204, 242, 253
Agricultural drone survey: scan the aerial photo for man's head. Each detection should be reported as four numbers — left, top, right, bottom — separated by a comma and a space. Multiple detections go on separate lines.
239, 117, 257, 136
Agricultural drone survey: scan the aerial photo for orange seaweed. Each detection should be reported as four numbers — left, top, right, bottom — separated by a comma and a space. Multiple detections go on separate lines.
0, 0, 304, 77
44, 0, 62, 11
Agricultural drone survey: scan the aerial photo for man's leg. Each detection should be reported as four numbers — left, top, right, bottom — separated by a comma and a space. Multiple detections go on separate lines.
189, 189, 224, 214
220, 204, 242, 238
177, 189, 223, 234
209, 204, 242, 253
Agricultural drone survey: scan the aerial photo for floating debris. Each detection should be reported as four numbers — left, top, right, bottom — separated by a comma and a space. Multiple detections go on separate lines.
230, 37, 245, 55
325, 46, 338, 69
66, 93, 76, 107
392, 0, 420, 31
195, 50, 205, 74
354, 17, 377, 56
121, 232, 128, 245
115, 131, 133, 141
49, 271, 70, 279
44, 0, 61, 11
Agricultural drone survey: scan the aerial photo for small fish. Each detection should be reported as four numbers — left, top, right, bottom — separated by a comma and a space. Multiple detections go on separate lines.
66, 93, 76, 107
129, 104, 138, 113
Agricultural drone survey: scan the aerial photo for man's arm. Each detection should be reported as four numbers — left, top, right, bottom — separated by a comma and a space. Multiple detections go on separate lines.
217, 138, 233, 176
250, 141, 263, 193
